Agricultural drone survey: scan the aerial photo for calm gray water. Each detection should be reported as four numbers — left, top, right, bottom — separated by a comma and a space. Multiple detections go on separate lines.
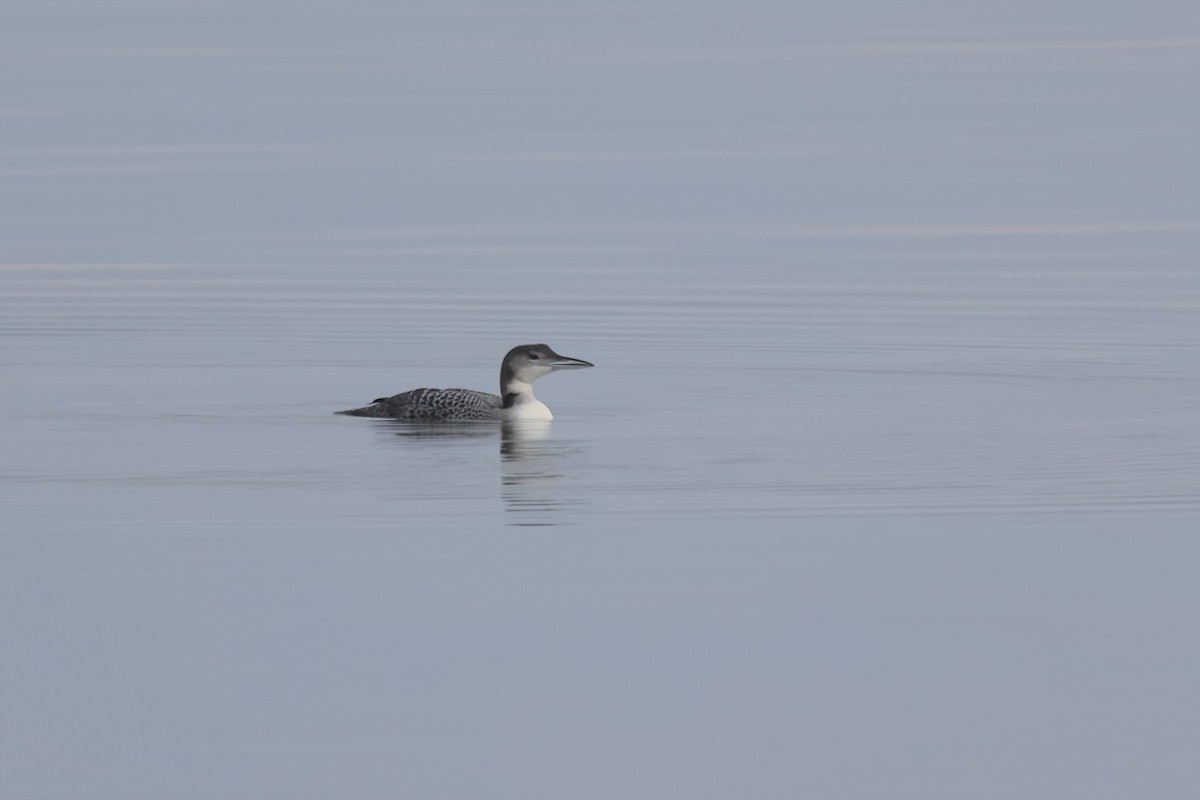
3, 2, 1200, 798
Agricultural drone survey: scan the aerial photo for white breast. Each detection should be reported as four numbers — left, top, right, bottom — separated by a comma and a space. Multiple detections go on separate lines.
502, 399, 554, 421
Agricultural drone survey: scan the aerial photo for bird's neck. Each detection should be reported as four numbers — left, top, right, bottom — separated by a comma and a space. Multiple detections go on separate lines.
501, 378, 537, 408
501, 378, 553, 419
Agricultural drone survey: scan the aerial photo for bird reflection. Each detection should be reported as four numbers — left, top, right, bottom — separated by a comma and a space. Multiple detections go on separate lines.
372, 419, 585, 526
500, 421, 587, 527
381, 420, 499, 440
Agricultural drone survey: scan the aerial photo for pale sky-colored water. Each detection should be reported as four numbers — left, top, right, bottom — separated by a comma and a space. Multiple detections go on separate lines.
3, 2, 1200, 798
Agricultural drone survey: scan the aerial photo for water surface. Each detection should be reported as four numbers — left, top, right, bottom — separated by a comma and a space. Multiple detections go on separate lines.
3, 2, 1200, 798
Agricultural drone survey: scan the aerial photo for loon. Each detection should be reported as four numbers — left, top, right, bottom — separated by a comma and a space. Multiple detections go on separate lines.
337, 344, 594, 421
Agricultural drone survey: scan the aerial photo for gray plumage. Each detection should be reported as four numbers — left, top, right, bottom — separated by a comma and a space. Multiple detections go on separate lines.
337, 343, 593, 422
339, 387, 504, 420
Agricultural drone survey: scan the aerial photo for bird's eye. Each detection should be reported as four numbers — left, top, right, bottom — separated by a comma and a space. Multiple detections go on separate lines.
528, 352, 541, 360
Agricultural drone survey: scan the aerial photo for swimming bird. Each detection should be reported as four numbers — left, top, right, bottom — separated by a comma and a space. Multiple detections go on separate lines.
337, 344, 594, 421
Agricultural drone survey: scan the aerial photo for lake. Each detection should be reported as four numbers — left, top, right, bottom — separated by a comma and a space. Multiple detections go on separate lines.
2, 2, 1199, 798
